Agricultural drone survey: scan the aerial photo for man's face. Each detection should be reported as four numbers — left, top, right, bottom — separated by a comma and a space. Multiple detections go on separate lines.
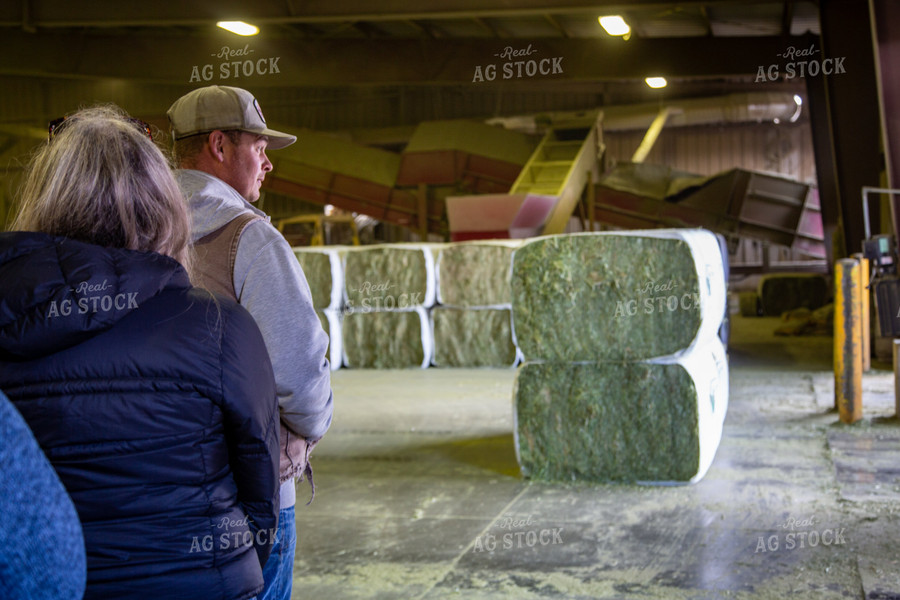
220, 132, 273, 202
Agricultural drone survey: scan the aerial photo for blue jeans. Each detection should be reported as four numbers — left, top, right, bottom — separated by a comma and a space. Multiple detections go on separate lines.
260, 506, 296, 600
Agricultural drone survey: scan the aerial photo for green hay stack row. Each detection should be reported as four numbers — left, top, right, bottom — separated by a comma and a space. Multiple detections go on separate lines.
329, 242, 525, 369
339, 245, 436, 369
510, 229, 729, 484
342, 244, 436, 310
293, 247, 344, 310
341, 308, 432, 369
511, 230, 726, 362
514, 339, 728, 484
436, 240, 521, 307
431, 307, 518, 368
432, 240, 522, 368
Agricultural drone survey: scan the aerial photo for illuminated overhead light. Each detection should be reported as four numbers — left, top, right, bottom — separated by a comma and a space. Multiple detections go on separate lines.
217, 21, 259, 36
789, 94, 803, 123
645, 76, 667, 89
599, 15, 630, 37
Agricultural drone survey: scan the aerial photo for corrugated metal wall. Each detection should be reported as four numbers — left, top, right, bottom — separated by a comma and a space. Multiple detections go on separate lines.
603, 120, 816, 184
0, 77, 189, 123
603, 120, 819, 266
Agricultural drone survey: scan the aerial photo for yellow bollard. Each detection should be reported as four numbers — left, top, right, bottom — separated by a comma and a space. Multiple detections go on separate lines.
851, 253, 871, 371
834, 258, 863, 423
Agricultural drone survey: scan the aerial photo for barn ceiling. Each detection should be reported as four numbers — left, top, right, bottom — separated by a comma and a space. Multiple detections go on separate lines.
0, 1, 820, 89
0, 2, 892, 261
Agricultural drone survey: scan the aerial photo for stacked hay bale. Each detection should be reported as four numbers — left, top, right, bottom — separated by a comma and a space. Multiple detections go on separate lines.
432, 240, 522, 368
757, 273, 830, 316
293, 247, 345, 370
511, 229, 729, 484
341, 244, 437, 368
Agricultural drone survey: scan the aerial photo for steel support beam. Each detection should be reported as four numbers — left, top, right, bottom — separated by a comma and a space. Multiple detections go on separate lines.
0, 0, 807, 28
805, 66, 840, 263
815, 0, 883, 257
872, 0, 900, 238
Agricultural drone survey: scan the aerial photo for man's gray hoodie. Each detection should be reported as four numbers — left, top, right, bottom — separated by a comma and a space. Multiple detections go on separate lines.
177, 169, 334, 448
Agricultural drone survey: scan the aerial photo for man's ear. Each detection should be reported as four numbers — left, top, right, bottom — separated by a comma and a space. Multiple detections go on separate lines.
207, 130, 227, 163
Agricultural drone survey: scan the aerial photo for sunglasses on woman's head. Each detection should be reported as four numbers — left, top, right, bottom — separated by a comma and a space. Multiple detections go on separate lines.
48, 116, 153, 141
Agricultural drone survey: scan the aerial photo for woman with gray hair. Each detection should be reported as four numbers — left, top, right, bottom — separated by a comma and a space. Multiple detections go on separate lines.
0, 105, 280, 600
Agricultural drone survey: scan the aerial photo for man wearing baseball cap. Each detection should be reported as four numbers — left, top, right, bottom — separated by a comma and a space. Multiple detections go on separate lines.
168, 85, 333, 600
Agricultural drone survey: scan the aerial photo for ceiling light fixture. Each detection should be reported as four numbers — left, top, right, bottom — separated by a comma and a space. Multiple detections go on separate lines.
217, 21, 259, 36
599, 16, 631, 37
789, 94, 803, 123
645, 76, 667, 89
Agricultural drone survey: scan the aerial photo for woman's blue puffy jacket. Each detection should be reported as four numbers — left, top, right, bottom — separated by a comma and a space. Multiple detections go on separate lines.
0, 232, 280, 600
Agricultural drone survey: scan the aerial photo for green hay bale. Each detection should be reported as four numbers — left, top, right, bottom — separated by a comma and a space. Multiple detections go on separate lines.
436, 241, 520, 307
342, 309, 431, 369
511, 230, 725, 362
514, 340, 727, 484
294, 248, 343, 310
757, 274, 829, 316
738, 291, 760, 317
343, 245, 435, 310
431, 307, 518, 368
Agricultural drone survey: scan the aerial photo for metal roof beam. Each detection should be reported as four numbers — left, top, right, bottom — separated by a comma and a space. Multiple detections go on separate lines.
0, 0, 805, 28
0, 30, 819, 86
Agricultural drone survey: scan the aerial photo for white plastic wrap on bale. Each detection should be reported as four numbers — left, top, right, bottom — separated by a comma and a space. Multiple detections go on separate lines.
436, 239, 523, 307
431, 307, 519, 368
511, 228, 726, 362
293, 247, 344, 310
343, 244, 436, 311
317, 309, 343, 371
513, 337, 728, 484
341, 307, 433, 369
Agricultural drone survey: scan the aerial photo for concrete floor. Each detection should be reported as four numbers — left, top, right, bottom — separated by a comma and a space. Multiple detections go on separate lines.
291, 315, 900, 599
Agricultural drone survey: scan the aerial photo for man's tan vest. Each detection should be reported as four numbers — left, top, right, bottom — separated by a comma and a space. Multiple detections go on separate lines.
193, 213, 316, 503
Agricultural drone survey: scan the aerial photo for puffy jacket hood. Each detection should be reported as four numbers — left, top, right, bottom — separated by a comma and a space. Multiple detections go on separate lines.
0, 232, 190, 361
175, 169, 269, 241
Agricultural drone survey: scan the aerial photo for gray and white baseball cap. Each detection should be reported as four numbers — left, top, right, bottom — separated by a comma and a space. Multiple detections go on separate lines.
167, 85, 296, 149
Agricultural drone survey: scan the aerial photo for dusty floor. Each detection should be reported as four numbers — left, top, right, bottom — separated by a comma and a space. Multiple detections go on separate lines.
291, 315, 900, 599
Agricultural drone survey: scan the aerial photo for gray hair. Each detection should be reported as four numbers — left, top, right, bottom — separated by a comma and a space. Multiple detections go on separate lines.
13, 105, 193, 277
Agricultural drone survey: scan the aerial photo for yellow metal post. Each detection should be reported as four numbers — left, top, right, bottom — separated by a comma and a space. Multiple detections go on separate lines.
851, 253, 871, 371
834, 258, 863, 423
